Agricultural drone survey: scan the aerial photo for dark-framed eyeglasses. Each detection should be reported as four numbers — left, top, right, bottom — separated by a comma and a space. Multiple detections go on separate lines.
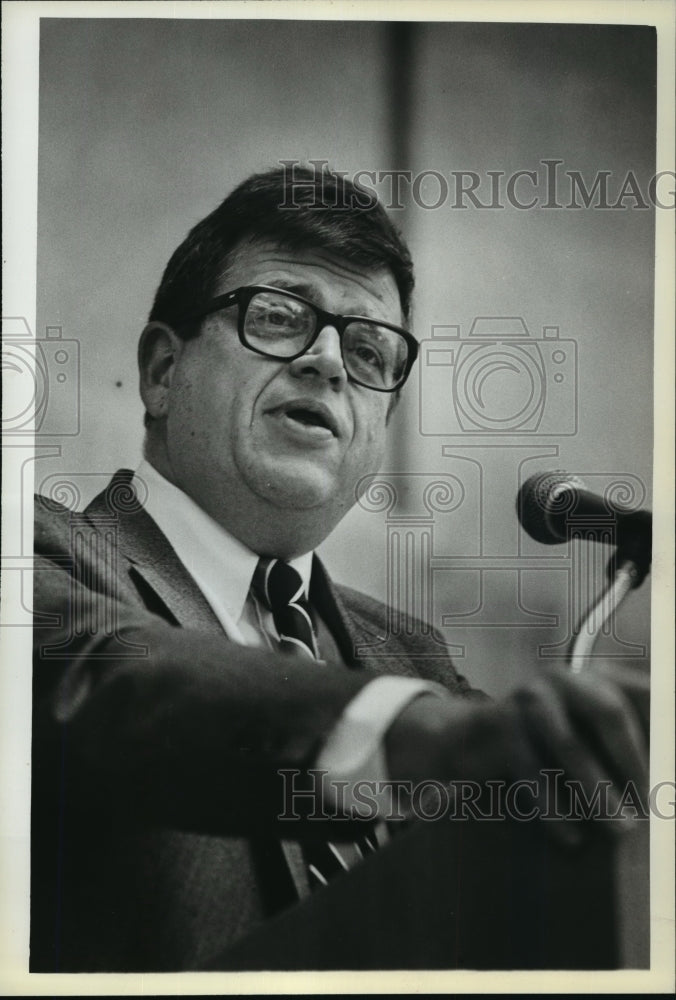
176, 285, 419, 393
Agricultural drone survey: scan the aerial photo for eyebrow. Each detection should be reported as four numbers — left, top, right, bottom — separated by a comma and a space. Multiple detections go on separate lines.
266, 279, 315, 298
262, 280, 397, 324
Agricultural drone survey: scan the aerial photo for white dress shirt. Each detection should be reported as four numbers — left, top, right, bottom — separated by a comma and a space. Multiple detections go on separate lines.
134, 459, 453, 818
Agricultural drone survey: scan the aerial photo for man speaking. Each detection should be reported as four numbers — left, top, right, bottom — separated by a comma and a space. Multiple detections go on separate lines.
31, 165, 647, 971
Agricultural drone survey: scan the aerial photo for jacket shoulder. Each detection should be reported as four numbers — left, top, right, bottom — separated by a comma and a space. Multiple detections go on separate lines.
34, 493, 77, 554
34, 471, 135, 555
334, 580, 488, 699
334, 581, 435, 644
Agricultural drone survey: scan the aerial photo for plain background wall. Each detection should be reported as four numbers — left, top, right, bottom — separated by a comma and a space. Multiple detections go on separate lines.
35, 17, 655, 697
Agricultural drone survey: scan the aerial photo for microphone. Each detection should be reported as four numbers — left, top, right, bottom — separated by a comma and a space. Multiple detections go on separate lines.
517, 470, 652, 580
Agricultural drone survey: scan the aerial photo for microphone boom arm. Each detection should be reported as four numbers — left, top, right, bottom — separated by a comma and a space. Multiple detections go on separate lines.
567, 557, 646, 673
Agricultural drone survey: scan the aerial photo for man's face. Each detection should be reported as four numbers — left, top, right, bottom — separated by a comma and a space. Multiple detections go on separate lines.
160, 239, 403, 546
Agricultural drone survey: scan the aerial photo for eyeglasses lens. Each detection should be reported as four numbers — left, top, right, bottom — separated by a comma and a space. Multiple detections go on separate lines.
243, 290, 408, 390
245, 291, 314, 355
342, 322, 408, 390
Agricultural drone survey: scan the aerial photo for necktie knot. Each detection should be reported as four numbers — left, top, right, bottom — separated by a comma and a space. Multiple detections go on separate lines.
253, 557, 318, 660
254, 557, 306, 614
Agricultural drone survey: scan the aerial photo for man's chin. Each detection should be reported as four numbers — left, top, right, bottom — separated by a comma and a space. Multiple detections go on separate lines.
245, 462, 343, 511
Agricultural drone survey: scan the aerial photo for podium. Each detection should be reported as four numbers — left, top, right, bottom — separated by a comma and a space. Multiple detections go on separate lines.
212, 660, 650, 972
210, 814, 649, 970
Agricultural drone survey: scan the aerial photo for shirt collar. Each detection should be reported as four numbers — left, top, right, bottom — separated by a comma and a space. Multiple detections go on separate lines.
134, 459, 313, 625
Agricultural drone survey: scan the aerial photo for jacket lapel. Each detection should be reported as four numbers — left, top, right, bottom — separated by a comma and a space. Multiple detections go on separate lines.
311, 555, 422, 680
85, 470, 225, 636
85, 472, 424, 673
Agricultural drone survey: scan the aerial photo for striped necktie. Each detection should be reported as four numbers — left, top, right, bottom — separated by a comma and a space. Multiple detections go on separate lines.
253, 557, 379, 888
253, 557, 319, 660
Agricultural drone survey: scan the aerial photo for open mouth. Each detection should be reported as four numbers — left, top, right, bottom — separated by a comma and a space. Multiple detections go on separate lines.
274, 401, 340, 438
285, 408, 334, 433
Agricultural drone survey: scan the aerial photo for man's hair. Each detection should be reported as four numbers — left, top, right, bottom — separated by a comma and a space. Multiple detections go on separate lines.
148, 164, 415, 334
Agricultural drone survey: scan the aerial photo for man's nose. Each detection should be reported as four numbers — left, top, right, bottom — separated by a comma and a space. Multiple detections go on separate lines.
288, 325, 347, 386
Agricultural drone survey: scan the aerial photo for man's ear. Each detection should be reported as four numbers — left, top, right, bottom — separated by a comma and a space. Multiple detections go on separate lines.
138, 322, 184, 420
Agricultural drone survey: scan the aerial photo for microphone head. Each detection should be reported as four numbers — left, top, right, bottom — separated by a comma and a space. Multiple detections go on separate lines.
517, 470, 587, 544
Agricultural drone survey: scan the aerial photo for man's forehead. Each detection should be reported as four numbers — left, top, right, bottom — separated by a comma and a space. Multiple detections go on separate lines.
214, 238, 402, 315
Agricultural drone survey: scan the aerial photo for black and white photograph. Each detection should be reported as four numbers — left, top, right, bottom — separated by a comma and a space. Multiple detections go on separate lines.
1, 0, 674, 992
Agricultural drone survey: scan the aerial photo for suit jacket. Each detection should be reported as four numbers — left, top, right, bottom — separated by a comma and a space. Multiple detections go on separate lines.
31, 470, 482, 972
